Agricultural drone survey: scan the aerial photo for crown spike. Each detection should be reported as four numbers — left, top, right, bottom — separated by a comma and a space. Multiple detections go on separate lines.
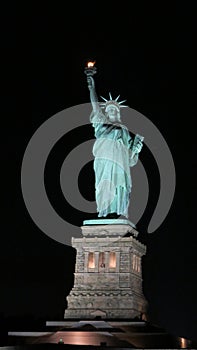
120, 105, 128, 108
100, 96, 108, 102
119, 100, 127, 105
109, 92, 112, 100
115, 95, 120, 101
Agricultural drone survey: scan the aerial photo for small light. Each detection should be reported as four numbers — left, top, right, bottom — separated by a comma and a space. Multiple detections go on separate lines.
58, 338, 64, 344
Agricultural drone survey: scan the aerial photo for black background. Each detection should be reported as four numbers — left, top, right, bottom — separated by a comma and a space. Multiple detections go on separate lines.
1, 1, 196, 344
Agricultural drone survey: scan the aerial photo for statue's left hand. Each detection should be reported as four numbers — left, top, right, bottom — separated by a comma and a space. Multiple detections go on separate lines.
132, 140, 143, 154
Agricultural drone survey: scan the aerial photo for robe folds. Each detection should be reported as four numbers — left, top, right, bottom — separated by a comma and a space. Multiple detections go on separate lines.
90, 110, 138, 218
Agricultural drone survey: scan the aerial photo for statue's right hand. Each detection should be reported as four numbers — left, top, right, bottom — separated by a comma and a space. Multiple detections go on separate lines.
87, 76, 95, 90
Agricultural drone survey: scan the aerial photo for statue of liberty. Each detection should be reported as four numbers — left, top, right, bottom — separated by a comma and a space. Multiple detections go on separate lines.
86, 75, 143, 219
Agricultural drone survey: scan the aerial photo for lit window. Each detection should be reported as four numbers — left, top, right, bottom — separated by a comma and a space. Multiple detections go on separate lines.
88, 252, 95, 268
132, 255, 136, 270
180, 337, 188, 348
132, 254, 136, 270
137, 256, 141, 273
99, 252, 105, 268
109, 252, 116, 268
133, 254, 140, 273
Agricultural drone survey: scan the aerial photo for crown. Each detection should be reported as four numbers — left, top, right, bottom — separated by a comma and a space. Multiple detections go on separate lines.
99, 93, 128, 111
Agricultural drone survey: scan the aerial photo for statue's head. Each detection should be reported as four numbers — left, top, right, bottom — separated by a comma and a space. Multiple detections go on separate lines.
100, 93, 127, 123
105, 103, 121, 123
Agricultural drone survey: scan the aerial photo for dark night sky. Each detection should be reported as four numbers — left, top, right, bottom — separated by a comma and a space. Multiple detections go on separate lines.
1, 1, 197, 344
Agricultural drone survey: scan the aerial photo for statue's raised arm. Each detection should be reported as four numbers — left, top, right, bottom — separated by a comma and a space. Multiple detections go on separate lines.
87, 76, 100, 113
87, 76, 106, 124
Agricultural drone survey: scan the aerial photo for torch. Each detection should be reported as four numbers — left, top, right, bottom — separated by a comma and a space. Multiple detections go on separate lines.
84, 61, 97, 77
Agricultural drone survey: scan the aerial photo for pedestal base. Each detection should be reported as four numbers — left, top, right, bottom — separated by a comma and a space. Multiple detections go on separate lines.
82, 221, 138, 237
65, 224, 147, 320
83, 218, 136, 228
64, 291, 147, 319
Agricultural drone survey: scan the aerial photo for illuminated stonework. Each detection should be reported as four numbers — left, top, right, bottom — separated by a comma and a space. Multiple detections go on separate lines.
64, 223, 147, 319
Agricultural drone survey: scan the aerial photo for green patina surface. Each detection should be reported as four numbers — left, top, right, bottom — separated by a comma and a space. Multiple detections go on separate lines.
87, 76, 143, 219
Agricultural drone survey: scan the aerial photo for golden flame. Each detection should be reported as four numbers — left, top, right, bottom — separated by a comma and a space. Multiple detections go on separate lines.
87, 61, 95, 68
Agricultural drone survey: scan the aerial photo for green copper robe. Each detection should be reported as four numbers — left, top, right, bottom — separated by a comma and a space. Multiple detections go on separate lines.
90, 110, 139, 218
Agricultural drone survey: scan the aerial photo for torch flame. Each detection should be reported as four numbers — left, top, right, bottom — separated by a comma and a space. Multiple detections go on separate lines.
87, 61, 95, 68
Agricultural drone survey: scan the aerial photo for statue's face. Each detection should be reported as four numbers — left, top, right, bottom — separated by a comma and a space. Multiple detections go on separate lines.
106, 106, 120, 122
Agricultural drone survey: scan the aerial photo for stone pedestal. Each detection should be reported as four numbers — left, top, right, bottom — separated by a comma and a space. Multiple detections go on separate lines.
64, 222, 147, 319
